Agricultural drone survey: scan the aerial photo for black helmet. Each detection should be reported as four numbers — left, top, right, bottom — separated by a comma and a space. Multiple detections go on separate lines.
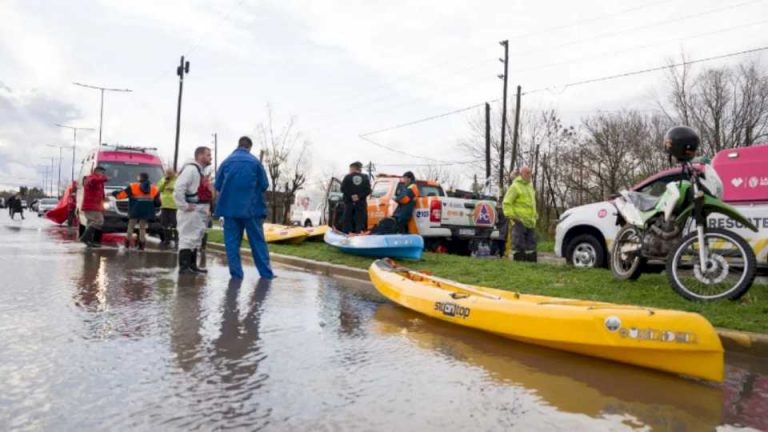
663, 126, 700, 162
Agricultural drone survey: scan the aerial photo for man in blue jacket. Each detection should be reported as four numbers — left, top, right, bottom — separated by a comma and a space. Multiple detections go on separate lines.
215, 136, 275, 280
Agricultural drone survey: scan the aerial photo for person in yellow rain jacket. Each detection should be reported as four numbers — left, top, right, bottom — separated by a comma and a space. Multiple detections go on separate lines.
157, 168, 178, 247
113, 172, 161, 250
502, 165, 538, 262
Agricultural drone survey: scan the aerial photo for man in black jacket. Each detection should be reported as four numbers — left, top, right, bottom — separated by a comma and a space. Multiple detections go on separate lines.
340, 161, 371, 233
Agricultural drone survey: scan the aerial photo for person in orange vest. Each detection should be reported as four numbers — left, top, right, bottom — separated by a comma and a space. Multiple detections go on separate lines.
393, 171, 420, 233
112, 172, 161, 250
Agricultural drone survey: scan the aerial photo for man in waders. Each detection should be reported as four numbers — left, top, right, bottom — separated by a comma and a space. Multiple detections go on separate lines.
174, 147, 213, 274
340, 161, 371, 233
215, 136, 274, 280
502, 165, 538, 262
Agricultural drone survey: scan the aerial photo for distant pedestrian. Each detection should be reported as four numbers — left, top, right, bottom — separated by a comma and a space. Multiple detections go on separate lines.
340, 161, 371, 233
502, 165, 538, 262
7, 195, 18, 219
157, 168, 178, 247
10, 195, 24, 220
80, 166, 108, 247
113, 172, 161, 250
174, 146, 213, 274
215, 136, 274, 280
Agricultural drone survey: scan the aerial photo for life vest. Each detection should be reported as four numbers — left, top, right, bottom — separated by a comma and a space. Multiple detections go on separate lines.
182, 163, 213, 204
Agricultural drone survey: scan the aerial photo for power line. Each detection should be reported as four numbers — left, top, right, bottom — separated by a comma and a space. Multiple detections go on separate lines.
509, 0, 765, 60
510, 18, 768, 79
523, 45, 768, 95
302, 0, 673, 116
356, 45, 768, 142
359, 136, 480, 165
360, 102, 489, 137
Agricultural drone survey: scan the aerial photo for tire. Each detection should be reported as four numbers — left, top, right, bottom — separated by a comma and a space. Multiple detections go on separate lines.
610, 225, 645, 281
667, 228, 756, 301
565, 235, 605, 268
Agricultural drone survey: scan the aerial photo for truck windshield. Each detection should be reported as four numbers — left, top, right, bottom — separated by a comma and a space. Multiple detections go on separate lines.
100, 162, 165, 187
418, 184, 444, 197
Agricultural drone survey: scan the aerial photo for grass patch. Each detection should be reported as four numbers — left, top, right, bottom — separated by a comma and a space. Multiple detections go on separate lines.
207, 230, 768, 333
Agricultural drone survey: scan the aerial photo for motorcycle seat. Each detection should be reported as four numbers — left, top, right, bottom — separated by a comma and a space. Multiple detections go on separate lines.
626, 192, 660, 212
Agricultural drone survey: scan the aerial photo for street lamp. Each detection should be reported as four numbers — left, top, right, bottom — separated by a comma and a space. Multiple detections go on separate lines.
47, 144, 72, 198
55, 124, 95, 184
72, 82, 132, 146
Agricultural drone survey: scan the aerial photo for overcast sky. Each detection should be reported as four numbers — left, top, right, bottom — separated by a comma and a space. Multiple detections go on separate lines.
1, 0, 766, 192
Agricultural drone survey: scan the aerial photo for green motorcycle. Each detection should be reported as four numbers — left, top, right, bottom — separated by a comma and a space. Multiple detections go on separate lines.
610, 127, 758, 301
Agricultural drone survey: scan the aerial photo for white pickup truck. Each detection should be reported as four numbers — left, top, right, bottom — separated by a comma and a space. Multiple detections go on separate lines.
326, 175, 498, 254
555, 145, 768, 268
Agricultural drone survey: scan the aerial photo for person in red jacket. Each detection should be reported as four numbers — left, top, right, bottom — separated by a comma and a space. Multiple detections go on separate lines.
79, 166, 108, 247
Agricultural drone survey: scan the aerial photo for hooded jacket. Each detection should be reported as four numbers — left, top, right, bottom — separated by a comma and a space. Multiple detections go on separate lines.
81, 174, 107, 212
113, 180, 161, 220
502, 176, 538, 229
157, 175, 178, 210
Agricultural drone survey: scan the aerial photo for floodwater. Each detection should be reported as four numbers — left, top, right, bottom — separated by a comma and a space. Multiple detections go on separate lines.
1, 216, 766, 431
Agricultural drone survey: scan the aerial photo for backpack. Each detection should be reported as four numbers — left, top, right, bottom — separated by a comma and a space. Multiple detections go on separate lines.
181, 163, 213, 203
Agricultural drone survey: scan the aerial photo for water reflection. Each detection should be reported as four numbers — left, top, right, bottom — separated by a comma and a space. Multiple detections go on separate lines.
213, 278, 271, 383
372, 303, 726, 430
171, 275, 207, 372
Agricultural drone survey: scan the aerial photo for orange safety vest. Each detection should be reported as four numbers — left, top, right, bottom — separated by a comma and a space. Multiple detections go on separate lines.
115, 183, 159, 201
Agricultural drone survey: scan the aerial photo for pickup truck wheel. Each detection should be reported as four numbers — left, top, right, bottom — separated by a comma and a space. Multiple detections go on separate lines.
566, 235, 604, 268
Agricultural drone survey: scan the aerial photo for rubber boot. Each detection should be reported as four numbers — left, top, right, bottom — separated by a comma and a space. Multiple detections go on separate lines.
137, 241, 145, 251
512, 251, 526, 262
124, 237, 131, 249
161, 228, 169, 247
93, 229, 103, 245
200, 233, 208, 251
83, 227, 100, 248
190, 249, 208, 274
525, 251, 538, 263
172, 229, 179, 250
178, 249, 195, 274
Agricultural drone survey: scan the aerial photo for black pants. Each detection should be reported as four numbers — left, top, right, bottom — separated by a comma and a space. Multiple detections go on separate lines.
512, 220, 536, 253
160, 208, 177, 228
342, 201, 367, 233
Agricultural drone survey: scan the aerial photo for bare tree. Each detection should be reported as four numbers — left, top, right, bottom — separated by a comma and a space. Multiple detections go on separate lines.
281, 142, 310, 223
661, 57, 768, 155
257, 106, 309, 223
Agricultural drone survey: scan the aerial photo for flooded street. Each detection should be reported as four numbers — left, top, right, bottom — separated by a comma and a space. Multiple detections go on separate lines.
1, 216, 766, 431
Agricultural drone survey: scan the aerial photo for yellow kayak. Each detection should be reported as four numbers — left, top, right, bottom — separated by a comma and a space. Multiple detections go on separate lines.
262, 223, 308, 244
303, 225, 329, 240
368, 259, 724, 382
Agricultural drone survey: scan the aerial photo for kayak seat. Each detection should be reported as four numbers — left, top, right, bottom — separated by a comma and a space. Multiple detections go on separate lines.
626, 191, 660, 212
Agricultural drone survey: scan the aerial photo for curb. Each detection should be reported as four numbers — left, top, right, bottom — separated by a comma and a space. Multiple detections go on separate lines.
207, 242, 768, 357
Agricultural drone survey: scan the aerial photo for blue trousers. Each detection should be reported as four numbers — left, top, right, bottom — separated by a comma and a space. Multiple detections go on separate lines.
223, 217, 274, 280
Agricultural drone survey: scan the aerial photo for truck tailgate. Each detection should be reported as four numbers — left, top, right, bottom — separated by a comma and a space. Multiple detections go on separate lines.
438, 198, 497, 228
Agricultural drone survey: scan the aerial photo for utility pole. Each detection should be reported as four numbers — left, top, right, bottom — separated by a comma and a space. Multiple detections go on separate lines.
484, 102, 491, 186
73, 82, 132, 146
173, 56, 191, 171
212, 132, 218, 173
498, 40, 509, 197
56, 124, 94, 184
47, 144, 69, 198
510, 85, 522, 174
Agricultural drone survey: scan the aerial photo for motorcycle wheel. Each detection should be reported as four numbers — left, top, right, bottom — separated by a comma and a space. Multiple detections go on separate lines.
667, 227, 756, 301
610, 225, 645, 281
